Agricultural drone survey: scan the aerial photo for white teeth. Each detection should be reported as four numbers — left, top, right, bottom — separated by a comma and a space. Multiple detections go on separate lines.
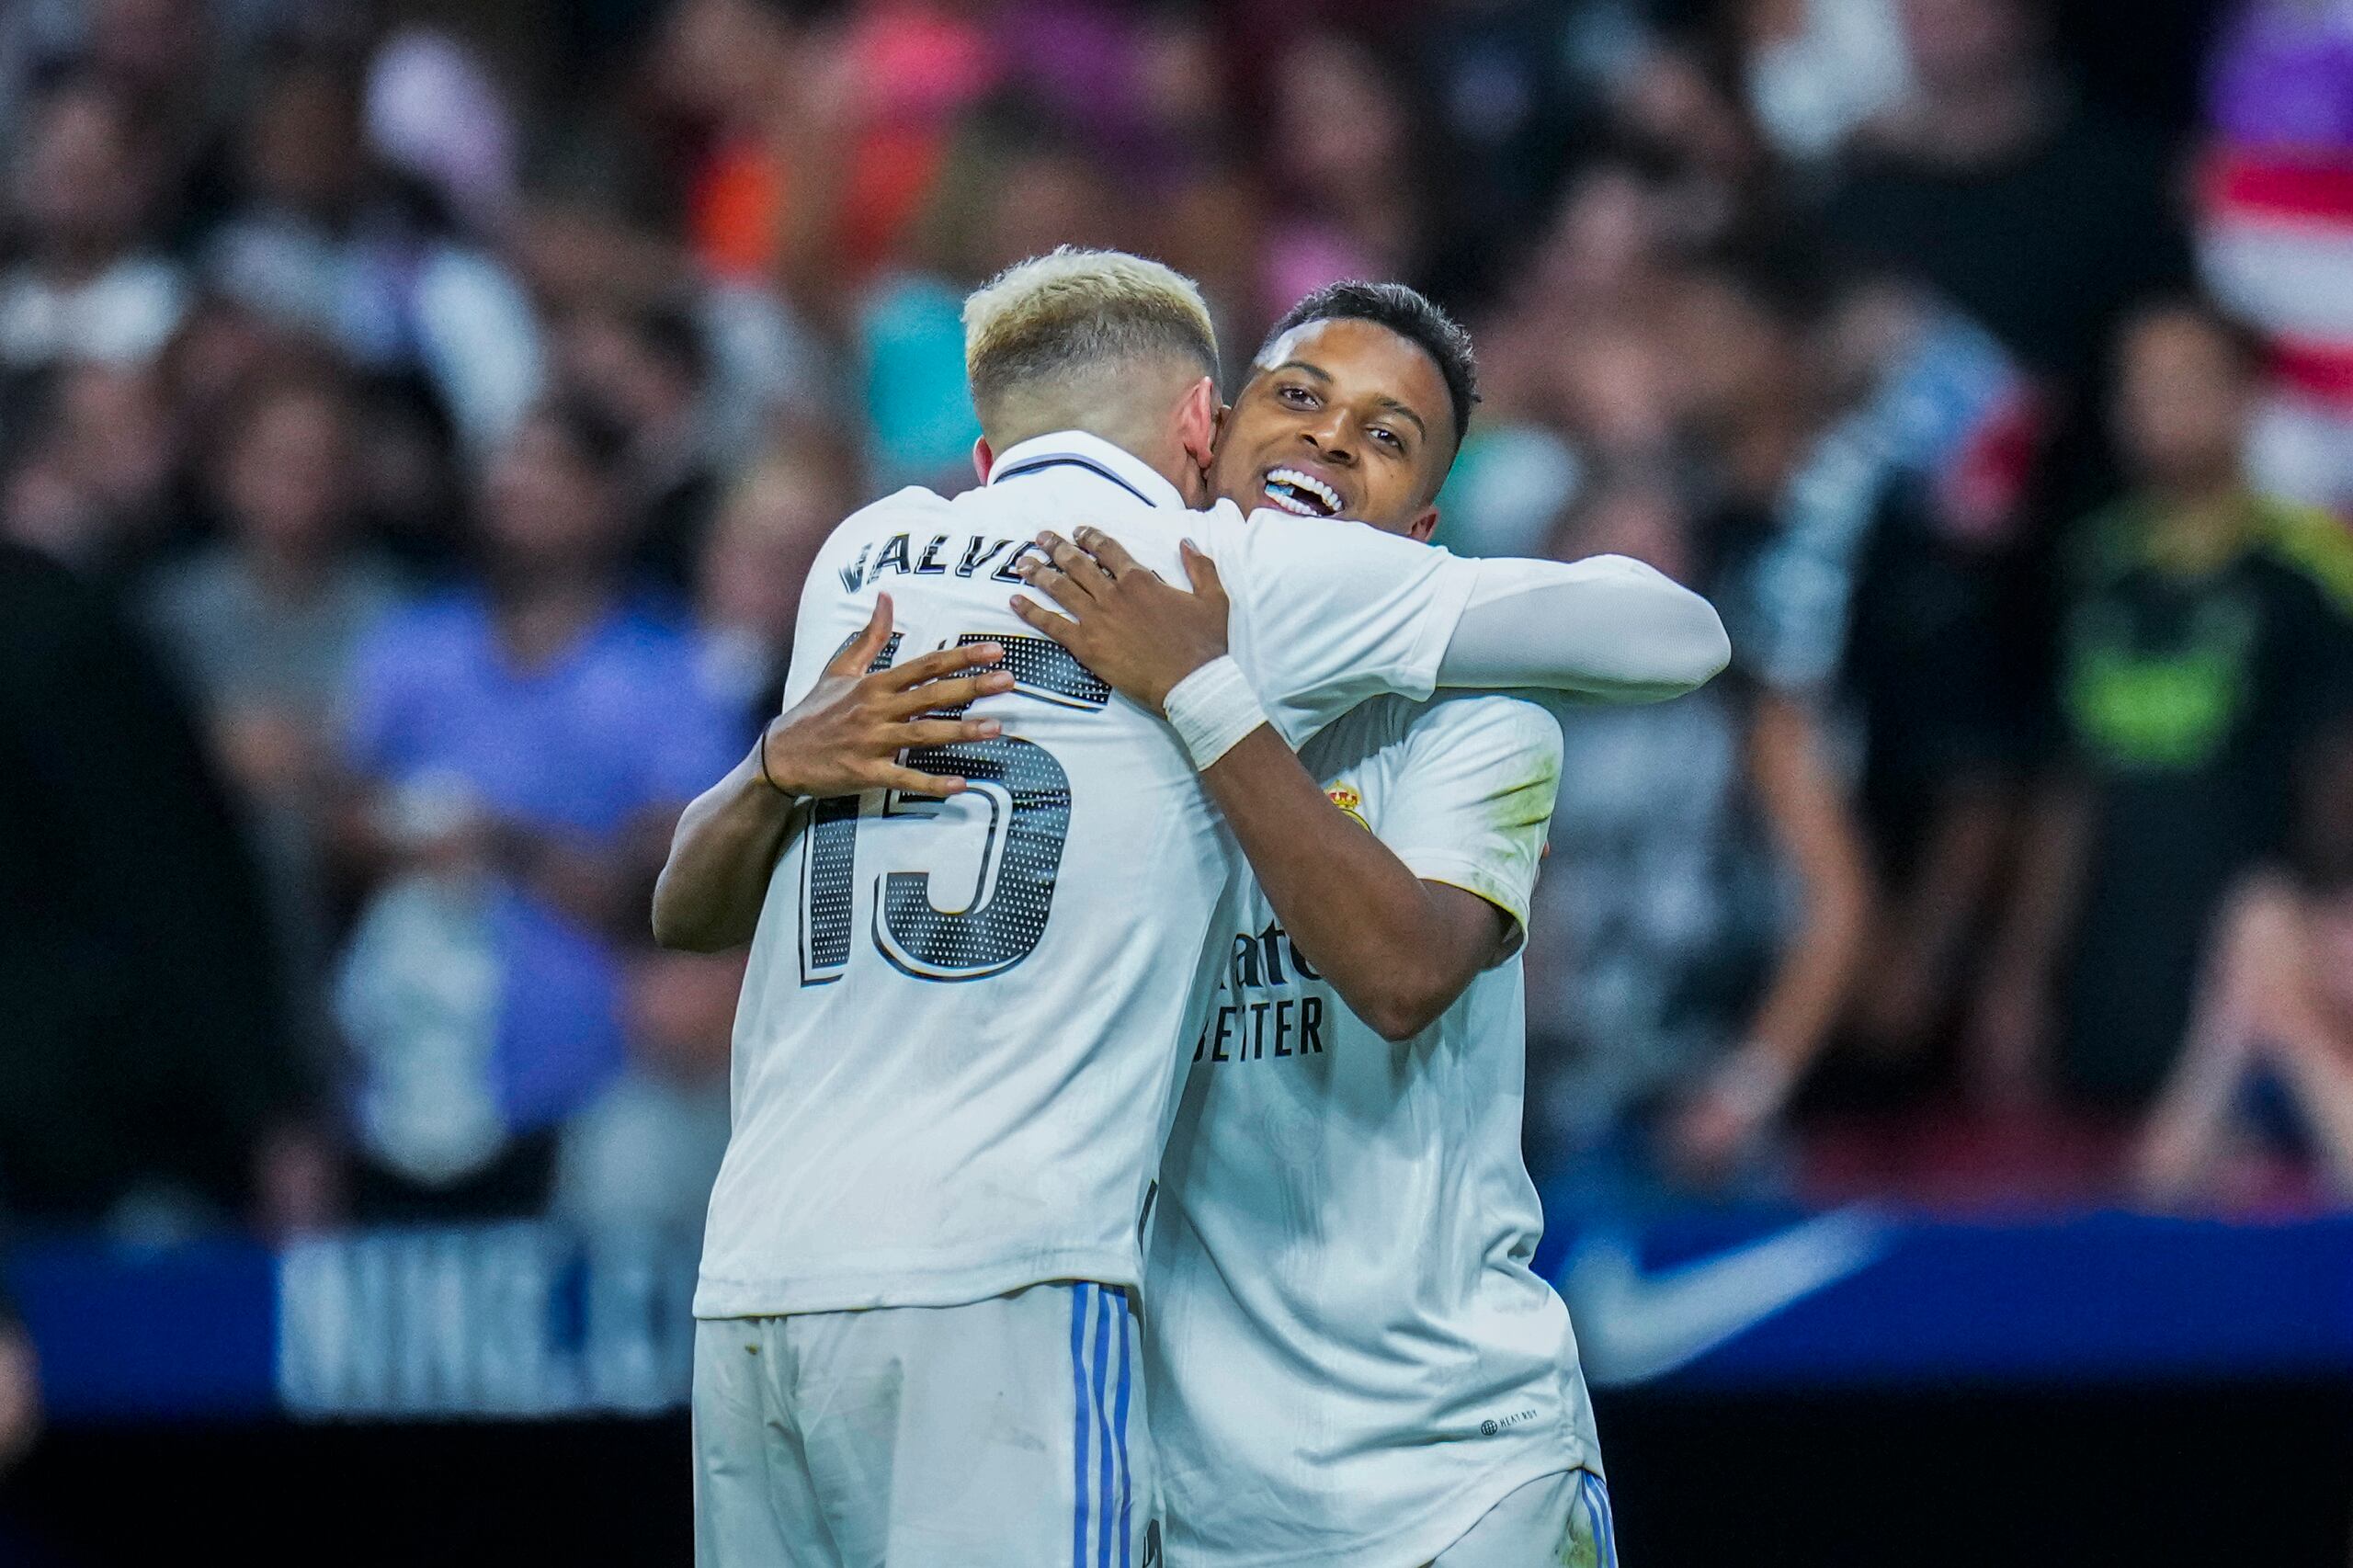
1266, 468, 1340, 514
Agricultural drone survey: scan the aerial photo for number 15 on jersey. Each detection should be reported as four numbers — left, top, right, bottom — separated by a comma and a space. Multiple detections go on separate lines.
799, 633, 1111, 985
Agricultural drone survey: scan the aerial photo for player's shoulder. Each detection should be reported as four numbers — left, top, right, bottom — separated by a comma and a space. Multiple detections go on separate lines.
1307, 690, 1560, 778
824, 483, 960, 545
803, 483, 987, 593
1404, 688, 1567, 755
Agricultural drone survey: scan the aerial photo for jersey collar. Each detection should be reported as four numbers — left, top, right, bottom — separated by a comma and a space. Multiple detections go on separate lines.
985, 430, 1190, 513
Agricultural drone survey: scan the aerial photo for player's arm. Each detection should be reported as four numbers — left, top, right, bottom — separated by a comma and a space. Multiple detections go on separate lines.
1015, 522, 1724, 744
651, 597, 1012, 952
1011, 536, 1527, 1040
1436, 551, 1731, 700
1190, 726, 1510, 1040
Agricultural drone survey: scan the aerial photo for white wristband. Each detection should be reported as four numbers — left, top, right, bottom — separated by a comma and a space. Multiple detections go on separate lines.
1163, 655, 1268, 770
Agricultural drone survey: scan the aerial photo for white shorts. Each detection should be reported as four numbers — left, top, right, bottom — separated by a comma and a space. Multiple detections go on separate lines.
1431, 1468, 1616, 1568
693, 1281, 1154, 1568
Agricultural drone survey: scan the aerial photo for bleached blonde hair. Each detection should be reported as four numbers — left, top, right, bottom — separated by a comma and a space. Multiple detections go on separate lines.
962, 247, 1219, 437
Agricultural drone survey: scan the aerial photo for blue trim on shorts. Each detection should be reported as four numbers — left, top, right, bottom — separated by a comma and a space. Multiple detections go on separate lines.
1583, 1471, 1618, 1568
1112, 1292, 1133, 1568
1070, 1284, 1090, 1568
1091, 1287, 1114, 1568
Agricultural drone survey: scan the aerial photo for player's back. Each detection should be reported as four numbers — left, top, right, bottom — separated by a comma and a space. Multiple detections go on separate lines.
695, 436, 1237, 1319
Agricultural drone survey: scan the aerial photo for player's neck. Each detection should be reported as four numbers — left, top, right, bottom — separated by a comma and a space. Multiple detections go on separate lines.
991, 423, 1202, 503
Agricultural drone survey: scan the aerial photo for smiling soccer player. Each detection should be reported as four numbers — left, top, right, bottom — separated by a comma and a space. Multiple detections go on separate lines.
1017, 283, 1620, 1567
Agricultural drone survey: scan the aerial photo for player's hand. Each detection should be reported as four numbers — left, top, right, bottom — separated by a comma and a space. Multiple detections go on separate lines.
1009, 528, 1229, 712
761, 594, 1014, 798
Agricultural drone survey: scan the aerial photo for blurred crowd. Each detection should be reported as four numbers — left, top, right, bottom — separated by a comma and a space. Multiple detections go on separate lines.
1, 0, 2350, 1266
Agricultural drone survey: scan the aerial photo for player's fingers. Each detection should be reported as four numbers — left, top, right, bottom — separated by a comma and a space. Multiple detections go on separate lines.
1071, 526, 1150, 583
884, 641, 1003, 689
1008, 593, 1079, 646
883, 668, 1014, 717
1037, 531, 1113, 596
1012, 553, 1081, 610
895, 717, 999, 747
828, 594, 894, 676
878, 765, 964, 796
1179, 540, 1229, 612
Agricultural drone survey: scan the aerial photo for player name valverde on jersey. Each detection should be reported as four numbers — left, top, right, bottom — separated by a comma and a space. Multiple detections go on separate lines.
835, 528, 1046, 592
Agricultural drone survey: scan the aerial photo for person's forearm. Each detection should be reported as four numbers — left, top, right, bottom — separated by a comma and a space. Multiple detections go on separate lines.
651, 751, 799, 952
1199, 727, 1499, 1041
1742, 696, 1870, 1074
1437, 554, 1731, 700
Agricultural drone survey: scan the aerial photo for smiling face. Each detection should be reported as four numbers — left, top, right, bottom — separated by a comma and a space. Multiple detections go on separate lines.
1209, 316, 1457, 540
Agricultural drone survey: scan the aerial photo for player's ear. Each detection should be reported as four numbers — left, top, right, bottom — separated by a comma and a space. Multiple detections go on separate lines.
1407, 503, 1440, 544
972, 437, 995, 483
1176, 377, 1218, 473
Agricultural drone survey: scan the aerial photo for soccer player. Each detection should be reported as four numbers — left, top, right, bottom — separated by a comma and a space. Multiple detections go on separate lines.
1017, 284, 1614, 1566
655, 249, 1722, 1565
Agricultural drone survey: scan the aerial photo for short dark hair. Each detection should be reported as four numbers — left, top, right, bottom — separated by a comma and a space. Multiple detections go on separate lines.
1257, 281, 1480, 449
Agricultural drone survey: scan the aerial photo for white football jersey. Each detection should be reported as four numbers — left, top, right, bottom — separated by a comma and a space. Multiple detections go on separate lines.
1147, 690, 1601, 1568
694, 433, 1486, 1320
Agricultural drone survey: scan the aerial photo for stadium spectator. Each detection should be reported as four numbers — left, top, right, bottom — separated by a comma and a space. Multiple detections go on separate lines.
854, 113, 1120, 491
1732, 272, 2046, 1074
554, 298, 724, 602
0, 539, 318, 1231
197, 47, 369, 347
0, 76, 184, 381
143, 365, 407, 1058
690, 448, 849, 737
0, 358, 192, 585
554, 950, 739, 1235
2136, 724, 2353, 1210
1974, 300, 2353, 1116
1255, 28, 1436, 321
1734, 0, 1914, 166
508, 147, 834, 472
335, 397, 739, 1219
1824, 0, 2194, 514
1526, 477, 1870, 1204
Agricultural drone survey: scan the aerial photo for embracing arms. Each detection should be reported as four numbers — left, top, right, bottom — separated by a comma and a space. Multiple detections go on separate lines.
651, 597, 1012, 952
1008, 530, 1550, 1039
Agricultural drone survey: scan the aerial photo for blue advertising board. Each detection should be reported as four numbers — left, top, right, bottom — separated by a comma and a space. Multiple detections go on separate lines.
12, 1209, 2353, 1422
